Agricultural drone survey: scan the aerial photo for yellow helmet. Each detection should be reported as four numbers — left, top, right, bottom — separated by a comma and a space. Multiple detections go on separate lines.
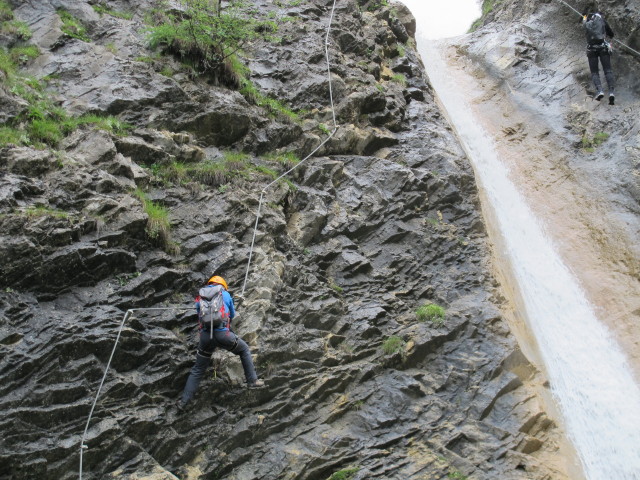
207, 275, 228, 290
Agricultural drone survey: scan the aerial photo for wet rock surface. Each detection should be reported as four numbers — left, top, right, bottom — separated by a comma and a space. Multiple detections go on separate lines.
442, 0, 640, 377
1, 1, 568, 479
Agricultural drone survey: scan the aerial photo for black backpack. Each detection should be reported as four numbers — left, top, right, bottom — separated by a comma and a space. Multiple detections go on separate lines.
585, 14, 605, 44
198, 284, 228, 332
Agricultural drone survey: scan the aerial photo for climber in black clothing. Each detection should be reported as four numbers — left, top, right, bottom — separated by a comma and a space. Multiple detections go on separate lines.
582, 11, 615, 104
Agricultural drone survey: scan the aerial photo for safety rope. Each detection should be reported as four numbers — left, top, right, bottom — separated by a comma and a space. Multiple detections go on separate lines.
241, 0, 339, 296
79, 306, 192, 480
553, 0, 640, 57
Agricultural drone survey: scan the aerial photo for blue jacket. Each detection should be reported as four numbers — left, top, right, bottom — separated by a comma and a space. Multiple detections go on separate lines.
195, 286, 235, 331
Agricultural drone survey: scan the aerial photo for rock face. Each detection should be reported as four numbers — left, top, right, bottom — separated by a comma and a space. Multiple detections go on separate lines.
444, 0, 640, 377
0, 1, 576, 480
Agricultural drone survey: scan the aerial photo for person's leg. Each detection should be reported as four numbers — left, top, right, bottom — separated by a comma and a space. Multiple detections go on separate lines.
215, 330, 258, 385
599, 51, 615, 102
587, 51, 603, 97
180, 332, 214, 405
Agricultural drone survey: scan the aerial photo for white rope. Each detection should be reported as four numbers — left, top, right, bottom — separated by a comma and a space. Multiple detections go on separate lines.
552, 0, 640, 57
241, 0, 339, 296
79, 306, 192, 480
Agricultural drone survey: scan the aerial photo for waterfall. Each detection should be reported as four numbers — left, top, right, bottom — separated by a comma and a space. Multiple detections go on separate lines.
400, 6, 640, 479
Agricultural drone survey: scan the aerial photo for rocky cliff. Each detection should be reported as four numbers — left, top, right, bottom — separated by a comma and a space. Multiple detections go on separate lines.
0, 1, 586, 479
443, 0, 640, 378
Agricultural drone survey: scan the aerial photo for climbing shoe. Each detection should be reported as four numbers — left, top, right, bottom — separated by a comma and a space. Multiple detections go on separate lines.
609, 94, 615, 105
595, 91, 604, 101
248, 379, 265, 389
176, 399, 188, 412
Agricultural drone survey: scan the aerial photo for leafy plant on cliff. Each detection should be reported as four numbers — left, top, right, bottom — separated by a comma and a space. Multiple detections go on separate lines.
146, 0, 263, 85
416, 303, 446, 326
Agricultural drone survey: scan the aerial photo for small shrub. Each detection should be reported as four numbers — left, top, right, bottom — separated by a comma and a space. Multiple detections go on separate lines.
416, 303, 446, 326
58, 9, 90, 42
146, 0, 270, 85
328, 467, 360, 480
382, 335, 405, 355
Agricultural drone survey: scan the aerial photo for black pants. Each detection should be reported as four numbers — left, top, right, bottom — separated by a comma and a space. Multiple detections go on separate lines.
181, 329, 257, 404
587, 48, 614, 94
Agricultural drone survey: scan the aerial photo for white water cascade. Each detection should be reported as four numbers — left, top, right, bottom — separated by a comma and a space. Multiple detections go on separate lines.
400, 4, 640, 479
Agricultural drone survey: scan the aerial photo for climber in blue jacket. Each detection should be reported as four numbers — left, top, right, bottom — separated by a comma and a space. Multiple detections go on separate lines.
178, 275, 263, 411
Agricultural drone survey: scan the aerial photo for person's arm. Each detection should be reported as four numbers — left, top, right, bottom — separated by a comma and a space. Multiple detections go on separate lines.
604, 20, 614, 38
223, 291, 236, 319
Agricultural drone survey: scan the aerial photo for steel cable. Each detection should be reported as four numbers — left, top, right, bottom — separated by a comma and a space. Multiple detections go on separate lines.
241, 0, 339, 296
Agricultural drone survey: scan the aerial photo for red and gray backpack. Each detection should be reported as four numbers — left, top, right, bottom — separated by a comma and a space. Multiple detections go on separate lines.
198, 284, 228, 332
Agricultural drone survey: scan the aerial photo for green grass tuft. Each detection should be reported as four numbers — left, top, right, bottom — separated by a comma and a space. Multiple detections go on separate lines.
135, 189, 172, 248
92, 4, 133, 20
328, 467, 360, 480
382, 335, 405, 355
58, 9, 90, 42
416, 303, 446, 326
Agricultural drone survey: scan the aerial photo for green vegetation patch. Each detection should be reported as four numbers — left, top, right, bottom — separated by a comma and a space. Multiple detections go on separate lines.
416, 303, 446, 326
262, 151, 300, 170
239, 78, 299, 122
92, 4, 133, 20
135, 189, 172, 248
328, 467, 360, 480
0, 1, 31, 40
581, 131, 609, 152
146, 0, 265, 85
469, 0, 502, 32
391, 73, 407, 86
58, 9, 90, 42
382, 335, 405, 355
150, 151, 299, 190
22, 206, 69, 219
448, 470, 469, 480
1, 46, 128, 148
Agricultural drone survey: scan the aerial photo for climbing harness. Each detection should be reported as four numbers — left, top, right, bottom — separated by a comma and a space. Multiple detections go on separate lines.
79, 306, 192, 480
552, 0, 640, 58
241, 0, 339, 296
